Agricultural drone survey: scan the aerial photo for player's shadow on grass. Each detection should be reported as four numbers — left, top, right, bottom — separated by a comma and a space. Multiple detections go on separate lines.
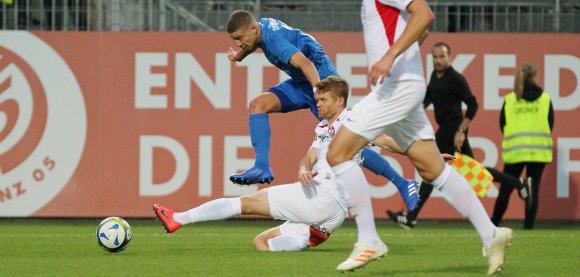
379, 242, 427, 255
373, 265, 486, 275
307, 248, 340, 253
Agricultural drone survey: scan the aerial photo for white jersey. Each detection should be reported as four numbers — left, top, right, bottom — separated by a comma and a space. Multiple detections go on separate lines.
361, 0, 424, 84
311, 109, 363, 179
267, 110, 358, 235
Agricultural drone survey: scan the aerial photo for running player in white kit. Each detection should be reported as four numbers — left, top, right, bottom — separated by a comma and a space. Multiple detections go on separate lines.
153, 77, 358, 252
326, 0, 513, 274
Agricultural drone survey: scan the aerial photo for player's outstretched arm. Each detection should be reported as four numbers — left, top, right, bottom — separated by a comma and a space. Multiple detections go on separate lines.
298, 147, 319, 186
289, 51, 320, 88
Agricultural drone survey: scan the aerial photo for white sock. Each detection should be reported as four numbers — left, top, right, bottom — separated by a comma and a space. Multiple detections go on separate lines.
437, 164, 496, 246
332, 161, 381, 246
173, 198, 242, 225
267, 235, 310, 251
354, 207, 381, 246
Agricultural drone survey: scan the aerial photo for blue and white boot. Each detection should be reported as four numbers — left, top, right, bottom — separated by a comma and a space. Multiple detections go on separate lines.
230, 166, 274, 185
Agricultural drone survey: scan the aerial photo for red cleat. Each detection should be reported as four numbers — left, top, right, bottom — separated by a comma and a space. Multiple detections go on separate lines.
153, 204, 181, 233
309, 223, 330, 247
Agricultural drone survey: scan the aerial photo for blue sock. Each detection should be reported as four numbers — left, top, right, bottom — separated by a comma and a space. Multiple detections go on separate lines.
361, 148, 408, 192
249, 114, 270, 167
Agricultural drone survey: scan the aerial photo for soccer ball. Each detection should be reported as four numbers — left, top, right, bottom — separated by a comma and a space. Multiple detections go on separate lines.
96, 217, 132, 253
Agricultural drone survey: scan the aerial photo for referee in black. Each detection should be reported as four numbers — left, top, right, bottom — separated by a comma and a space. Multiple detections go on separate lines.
386, 42, 530, 228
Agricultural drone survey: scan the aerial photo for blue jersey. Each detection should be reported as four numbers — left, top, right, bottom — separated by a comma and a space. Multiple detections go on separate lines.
259, 18, 337, 82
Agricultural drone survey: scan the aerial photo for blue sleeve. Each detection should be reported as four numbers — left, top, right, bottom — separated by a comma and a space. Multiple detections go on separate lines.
265, 28, 300, 64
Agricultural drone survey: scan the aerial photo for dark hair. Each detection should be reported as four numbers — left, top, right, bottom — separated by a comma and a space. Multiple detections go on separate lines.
316, 76, 350, 107
226, 10, 255, 33
433, 42, 451, 55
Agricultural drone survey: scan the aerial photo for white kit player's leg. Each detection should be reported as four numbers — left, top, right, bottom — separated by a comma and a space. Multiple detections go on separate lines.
256, 220, 335, 252
253, 223, 310, 252
266, 182, 346, 251
171, 188, 269, 226
333, 161, 382, 246
336, 241, 388, 272
153, 198, 242, 233
173, 198, 242, 225
268, 234, 310, 251
484, 227, 513, 275
331, 160, 388, 272
432, 164, 513, 275
268, 181, 347, 232
432, 164, 495, 245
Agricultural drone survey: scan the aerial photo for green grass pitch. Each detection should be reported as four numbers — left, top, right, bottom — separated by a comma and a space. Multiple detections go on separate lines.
1, 218, 578, 276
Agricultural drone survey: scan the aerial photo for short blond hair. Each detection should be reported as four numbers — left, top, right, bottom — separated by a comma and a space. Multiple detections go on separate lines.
316, 76, 350, 107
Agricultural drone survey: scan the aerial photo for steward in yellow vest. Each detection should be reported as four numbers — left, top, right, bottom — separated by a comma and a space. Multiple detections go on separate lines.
494, 63, 554, 230
501, 90, 553, 164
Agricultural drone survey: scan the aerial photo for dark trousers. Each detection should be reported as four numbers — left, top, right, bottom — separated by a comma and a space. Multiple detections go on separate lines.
491, 162, 546, 229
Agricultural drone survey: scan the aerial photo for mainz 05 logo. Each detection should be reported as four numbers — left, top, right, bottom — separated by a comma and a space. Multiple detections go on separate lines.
0, 32, 86, 216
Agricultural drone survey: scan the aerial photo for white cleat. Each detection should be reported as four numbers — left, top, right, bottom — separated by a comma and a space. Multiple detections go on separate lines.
483, 227, 513, 276
336, 241, 388, 272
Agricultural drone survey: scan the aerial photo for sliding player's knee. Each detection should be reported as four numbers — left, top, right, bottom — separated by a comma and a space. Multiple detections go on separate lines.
240, 192, 270, 216
239, 195, 255, 214
253, 234, 270, 251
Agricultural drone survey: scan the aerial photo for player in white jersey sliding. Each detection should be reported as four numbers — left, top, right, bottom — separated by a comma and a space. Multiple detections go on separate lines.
326, 0, 513, 275
154, 76, 387, 253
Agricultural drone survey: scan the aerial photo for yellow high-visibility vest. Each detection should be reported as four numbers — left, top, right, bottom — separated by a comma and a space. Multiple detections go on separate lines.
502, 91, 553, 163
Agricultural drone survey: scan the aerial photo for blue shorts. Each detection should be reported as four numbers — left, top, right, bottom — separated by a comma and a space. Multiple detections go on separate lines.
268, 79, 320, 121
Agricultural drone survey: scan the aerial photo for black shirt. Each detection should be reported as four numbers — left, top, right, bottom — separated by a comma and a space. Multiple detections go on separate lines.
423, 66, 478, 130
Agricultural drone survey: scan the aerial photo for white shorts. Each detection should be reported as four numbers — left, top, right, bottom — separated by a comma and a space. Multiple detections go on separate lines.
268, 179, 347, 233
344, 80, 435, 152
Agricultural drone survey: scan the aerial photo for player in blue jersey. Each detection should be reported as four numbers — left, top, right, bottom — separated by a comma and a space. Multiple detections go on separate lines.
225, 10, 419, 211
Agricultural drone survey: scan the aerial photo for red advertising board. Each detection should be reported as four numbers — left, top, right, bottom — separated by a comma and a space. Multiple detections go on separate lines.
0, 31, 578, 219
